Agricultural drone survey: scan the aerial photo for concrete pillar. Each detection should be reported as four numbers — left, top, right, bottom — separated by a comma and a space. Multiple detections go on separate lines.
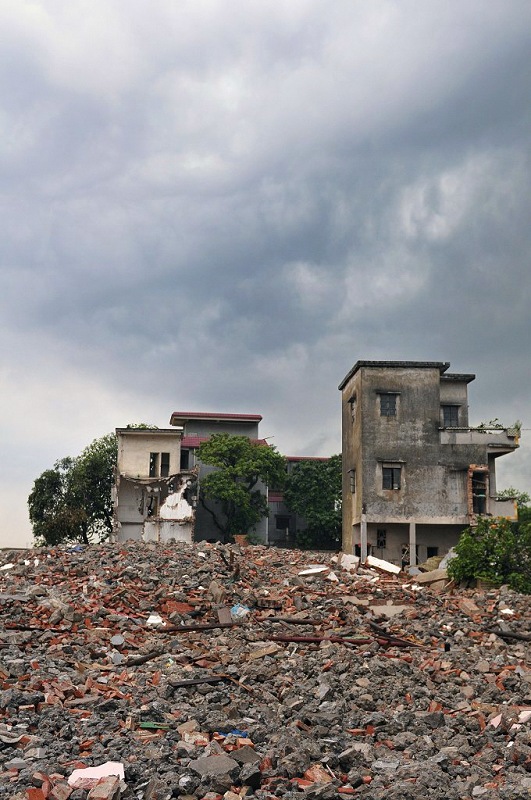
409, 521, 417, 566
360, 515, 368, 563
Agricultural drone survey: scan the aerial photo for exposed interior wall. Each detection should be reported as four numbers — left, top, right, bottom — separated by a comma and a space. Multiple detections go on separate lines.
116, 430, 182, 478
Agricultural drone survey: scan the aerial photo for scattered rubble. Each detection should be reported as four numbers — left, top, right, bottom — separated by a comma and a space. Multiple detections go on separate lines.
0, 542, 530, 800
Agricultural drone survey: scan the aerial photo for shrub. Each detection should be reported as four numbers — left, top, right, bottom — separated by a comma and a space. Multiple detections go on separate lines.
448, 517, 531, 593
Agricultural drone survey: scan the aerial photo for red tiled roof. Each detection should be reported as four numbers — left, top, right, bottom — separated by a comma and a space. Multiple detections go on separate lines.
286, 455, 330, 462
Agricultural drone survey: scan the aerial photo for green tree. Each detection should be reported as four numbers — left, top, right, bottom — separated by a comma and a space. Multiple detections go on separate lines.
197, 433, 286, 542
447, 517, 531, 593
284, 455, 342, 549
28, 432, 118, 546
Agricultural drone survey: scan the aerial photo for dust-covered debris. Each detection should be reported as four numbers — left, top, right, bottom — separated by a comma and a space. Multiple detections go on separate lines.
0, 542, 530, 800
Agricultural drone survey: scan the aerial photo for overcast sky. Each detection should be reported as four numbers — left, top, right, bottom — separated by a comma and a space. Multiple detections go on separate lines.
1, 0, 530, 547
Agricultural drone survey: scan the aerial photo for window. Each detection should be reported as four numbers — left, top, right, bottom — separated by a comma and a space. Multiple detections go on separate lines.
149, 452, 159, 478
376, 529, 387, 548
160, 452, 170, 477
180, 449, 190, 470
149, 452, 170, 477
275, 515, 291, 531
349, 468, 356, 493
427, 546, 439, 558
383, 466, 401, 490
442, 405, 459, 427
349, 394, 357, 422
380, 393, 398, 417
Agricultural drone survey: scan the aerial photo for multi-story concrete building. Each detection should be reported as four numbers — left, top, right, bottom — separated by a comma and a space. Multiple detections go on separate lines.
339, 361, 520, 566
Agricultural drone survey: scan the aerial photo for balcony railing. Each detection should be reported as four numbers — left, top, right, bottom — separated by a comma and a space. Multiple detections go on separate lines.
440, 427, 519, 450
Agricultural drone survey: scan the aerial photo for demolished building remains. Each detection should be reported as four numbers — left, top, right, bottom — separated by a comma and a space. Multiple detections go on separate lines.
0, 541, 530, 800
113, 428, 197, 544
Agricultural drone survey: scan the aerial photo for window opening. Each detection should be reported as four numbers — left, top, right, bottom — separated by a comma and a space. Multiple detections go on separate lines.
380, 393, 398, 417
472, 471, 487, 514
427, 546, 439, 559
160, 452, 170, 477
275, 515, 291, 531
442, 405, 459, 427
376, 529, 387, 549
149, 452, 159, 478
349, 469, 356, 493
383, 466, 401, 490
180, 449, 190, 470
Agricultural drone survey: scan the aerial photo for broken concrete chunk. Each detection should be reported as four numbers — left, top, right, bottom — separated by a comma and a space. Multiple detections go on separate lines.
410, 568, 448, 585
189, 754, 239, 780
366, 555, 401, 574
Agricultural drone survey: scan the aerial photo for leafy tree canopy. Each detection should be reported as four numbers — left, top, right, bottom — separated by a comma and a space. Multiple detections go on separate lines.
28, 426, 150, 547
28, 433, 118, 546
197, 433, 286, 542
284, 454, 342, 549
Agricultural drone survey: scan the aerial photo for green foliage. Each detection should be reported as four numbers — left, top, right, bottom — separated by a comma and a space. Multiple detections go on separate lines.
447, 517, 531, 593
496, 486, 530, 508
198, 433, 286, 542
284, 455, 342, 550
28, 432, 118, 546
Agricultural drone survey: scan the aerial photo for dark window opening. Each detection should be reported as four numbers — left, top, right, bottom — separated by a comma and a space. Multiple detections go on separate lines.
472, 471, 487, 514
442, 405, 459, 427
180, 449, 190, 470
349, 469, 356, 493
147, 495, 159, 517
376, 529, 387, 548
160, 452, 170, 477
427, 546, 439, 558
275, 515, 291, 531
349, 395, 357, 422
380, 393, 398, 417
383, 466, 401, 490
149, 452, 159, 478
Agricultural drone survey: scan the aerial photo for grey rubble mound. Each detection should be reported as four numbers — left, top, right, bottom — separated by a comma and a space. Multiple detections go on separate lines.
0, 541, 530, 800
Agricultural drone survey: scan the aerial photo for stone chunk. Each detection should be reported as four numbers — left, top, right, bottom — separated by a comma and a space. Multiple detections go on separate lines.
188, 755, 239, 779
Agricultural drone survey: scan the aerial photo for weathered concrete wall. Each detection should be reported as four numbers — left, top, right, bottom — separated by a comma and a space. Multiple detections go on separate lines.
115, 474, 195, 544
182, 420, 259, 438
117, 429, 181, 478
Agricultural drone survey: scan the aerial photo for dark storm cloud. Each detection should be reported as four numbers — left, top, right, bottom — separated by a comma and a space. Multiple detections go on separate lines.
1, 1, 531, 543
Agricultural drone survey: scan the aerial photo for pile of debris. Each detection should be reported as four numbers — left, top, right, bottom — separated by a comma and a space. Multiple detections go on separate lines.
0, 542, 530, 800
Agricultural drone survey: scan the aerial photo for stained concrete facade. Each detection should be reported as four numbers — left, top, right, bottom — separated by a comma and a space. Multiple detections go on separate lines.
113, 428, 197, 544
339, 361, 519, 566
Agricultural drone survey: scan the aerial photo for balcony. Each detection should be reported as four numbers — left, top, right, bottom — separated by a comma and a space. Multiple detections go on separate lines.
487, 497, 518, 520
440, 426, 519, 453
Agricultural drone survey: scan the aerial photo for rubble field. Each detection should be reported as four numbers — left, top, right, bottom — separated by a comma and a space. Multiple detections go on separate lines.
0, 542, 530, 800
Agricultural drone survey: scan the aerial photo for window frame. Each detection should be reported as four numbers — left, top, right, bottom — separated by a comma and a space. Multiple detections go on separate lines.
379, 392, 398, 417
441, 404, 460, 428
382, 465, 401, 490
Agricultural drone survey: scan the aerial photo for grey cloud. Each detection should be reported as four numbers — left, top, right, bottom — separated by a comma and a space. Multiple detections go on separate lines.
1, 1, 531, 547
